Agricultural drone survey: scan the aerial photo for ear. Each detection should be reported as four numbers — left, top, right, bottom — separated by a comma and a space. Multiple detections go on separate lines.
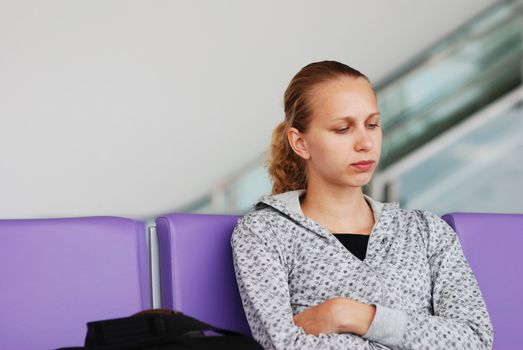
287, 127, 310, 160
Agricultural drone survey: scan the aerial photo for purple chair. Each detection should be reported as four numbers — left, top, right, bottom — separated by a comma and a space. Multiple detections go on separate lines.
0, 216, 151, 350
442, 212, 523, 350
155, 213, 251, 336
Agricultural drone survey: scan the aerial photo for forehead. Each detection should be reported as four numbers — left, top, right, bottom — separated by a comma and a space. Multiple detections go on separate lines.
308, 77, 378, 123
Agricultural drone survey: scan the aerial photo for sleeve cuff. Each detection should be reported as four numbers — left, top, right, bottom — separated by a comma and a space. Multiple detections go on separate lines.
362, 304, 409, 347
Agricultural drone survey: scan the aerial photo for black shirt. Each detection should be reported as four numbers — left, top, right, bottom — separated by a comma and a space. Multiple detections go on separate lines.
333, 233, 370, 261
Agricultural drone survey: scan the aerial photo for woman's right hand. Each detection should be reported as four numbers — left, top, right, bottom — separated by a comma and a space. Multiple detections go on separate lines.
293, 297, 376, 336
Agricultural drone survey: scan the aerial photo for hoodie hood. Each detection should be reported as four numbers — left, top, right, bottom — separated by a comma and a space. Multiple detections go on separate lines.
253, 189, 399, 240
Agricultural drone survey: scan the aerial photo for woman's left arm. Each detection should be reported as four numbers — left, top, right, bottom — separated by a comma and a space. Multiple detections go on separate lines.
364, 211, 494, 349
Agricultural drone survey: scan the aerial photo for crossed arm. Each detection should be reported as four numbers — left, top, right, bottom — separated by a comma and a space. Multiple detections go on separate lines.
293, 296, 376, 337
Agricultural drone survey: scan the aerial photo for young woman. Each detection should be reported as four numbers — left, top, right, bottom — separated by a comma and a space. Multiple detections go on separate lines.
231, 61, 493, 349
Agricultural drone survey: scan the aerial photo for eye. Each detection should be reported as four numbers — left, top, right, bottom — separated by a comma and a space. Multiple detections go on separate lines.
367, 123, 380, 129
335, 127, 349, 134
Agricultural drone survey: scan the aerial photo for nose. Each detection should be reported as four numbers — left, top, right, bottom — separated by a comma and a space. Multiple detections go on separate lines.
354, 127, 373, 152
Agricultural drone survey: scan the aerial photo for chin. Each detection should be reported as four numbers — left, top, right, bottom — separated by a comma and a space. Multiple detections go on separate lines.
346, 177, 373, 188
337, 179, 371, 188
327, 171, 374, 188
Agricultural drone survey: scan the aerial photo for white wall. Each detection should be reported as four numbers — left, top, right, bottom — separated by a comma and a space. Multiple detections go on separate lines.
0, 0, 498, 219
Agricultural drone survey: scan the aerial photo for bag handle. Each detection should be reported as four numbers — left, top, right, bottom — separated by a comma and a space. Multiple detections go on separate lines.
84, 309, 245, 347
132, 309, 244, 337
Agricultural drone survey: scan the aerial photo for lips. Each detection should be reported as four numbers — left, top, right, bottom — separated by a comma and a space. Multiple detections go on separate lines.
351, 160, 374, 166
350, 160, 375, 172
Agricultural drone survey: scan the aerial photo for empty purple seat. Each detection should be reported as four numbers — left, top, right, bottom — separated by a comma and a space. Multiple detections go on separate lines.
155, 213, 251, 336
442, 212, 523, 350
0, 216, 151, 350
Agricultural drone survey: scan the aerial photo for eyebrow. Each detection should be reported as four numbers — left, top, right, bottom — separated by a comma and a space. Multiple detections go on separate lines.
330, 112, 381, 121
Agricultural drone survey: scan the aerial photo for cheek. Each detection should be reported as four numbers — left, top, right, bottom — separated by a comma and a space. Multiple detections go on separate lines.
374, 133, 383, 153
309, 136, 350, 167
375, 128, 383, 143
307, 133, 331, 156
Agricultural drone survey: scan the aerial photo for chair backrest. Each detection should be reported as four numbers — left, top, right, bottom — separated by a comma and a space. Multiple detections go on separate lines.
0, 216, 151, 350
442, 212, 523, 350
155, 213, 251, 336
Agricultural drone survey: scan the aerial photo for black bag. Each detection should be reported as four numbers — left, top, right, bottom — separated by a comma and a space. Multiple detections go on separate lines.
58, 309, 263, 350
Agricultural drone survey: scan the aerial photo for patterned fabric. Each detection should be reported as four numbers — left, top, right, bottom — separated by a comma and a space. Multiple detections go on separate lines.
231, 190, 493, 350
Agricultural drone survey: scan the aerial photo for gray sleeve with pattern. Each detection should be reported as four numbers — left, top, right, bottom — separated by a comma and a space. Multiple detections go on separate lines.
231, 219, 387, 350
364, 211, 493, 350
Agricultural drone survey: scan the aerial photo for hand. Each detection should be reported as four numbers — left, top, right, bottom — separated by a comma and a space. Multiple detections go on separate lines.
293, 297, 345, 335
293, 297, 376, 336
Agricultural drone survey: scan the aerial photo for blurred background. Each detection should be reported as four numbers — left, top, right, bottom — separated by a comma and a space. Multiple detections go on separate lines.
1, 0, 521, 219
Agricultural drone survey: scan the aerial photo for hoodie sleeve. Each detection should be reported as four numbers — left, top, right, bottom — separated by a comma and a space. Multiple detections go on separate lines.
231, 217, 388, 350
362, 211, 493, 350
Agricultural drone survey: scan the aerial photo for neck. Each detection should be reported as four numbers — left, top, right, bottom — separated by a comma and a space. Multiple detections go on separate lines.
300, 183, 373, 234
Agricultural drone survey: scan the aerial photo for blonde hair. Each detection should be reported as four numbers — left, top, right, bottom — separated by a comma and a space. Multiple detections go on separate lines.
267, 61, 371, 195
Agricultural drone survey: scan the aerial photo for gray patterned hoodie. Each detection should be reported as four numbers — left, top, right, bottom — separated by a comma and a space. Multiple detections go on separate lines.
231, 190, 493, 349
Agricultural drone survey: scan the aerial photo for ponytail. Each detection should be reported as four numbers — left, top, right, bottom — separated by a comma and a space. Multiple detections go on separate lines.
267, 121, 307, 195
